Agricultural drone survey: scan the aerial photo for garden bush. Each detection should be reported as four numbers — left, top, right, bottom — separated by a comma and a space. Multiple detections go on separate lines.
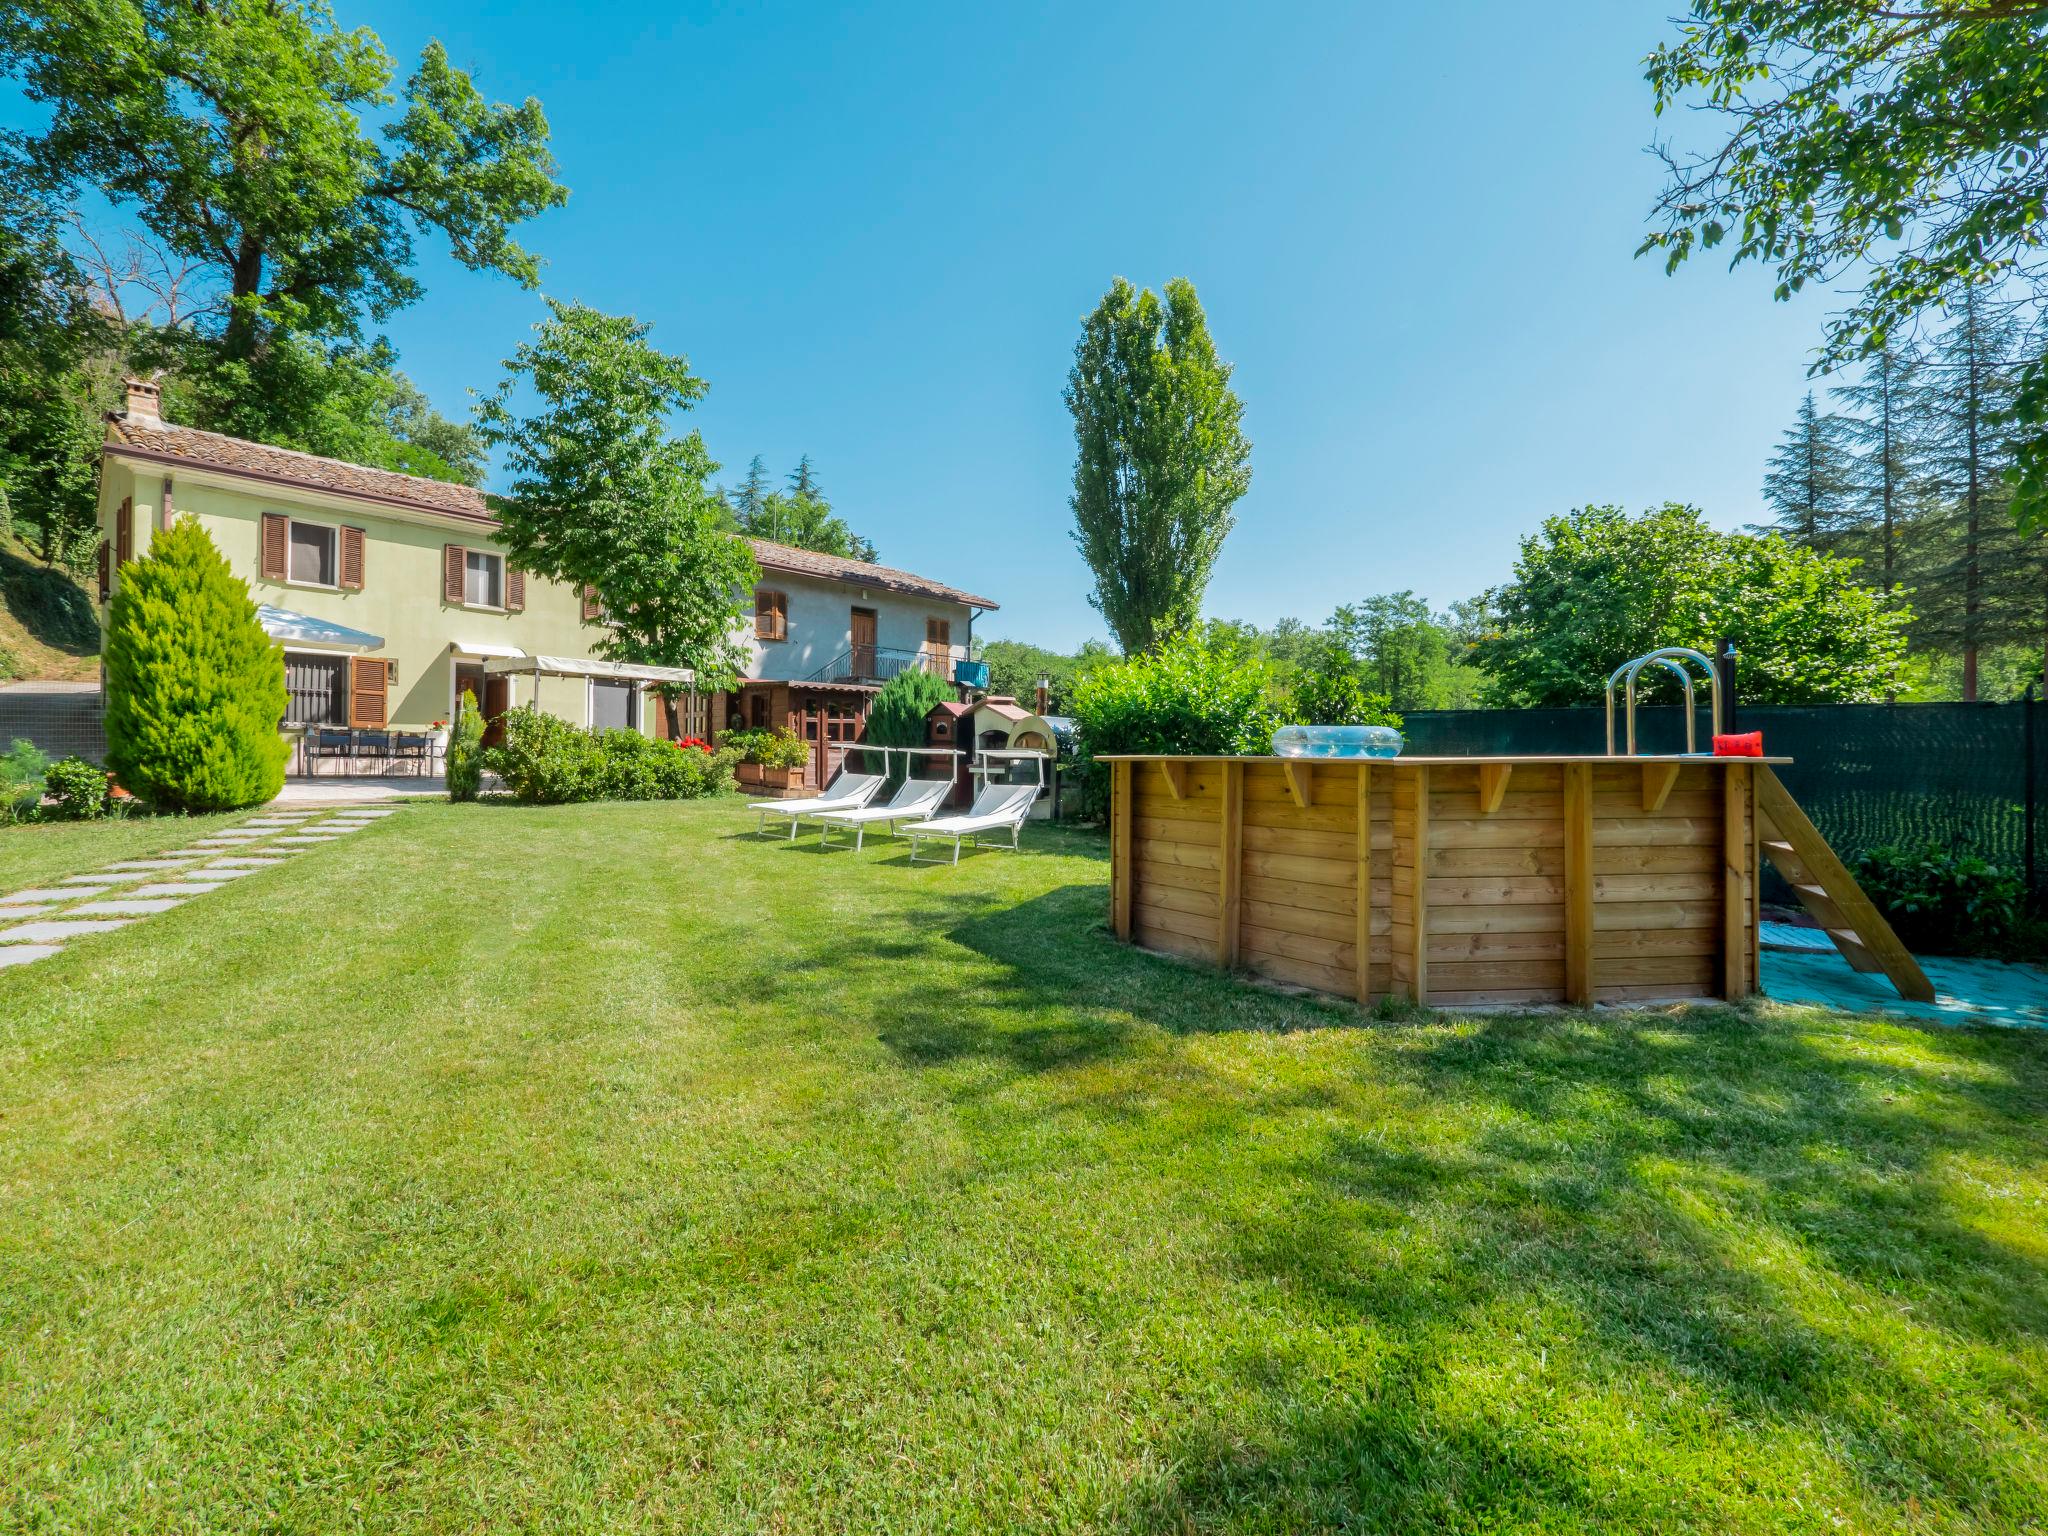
1850, 842, 2024, 957
1, 738, 48, 824
483, 708, 737, 805
445, 689, 487, 802
721, 727, 808, 768
1066, 632, 1285, 819
42, 755, 113, 820
103, 520, 288, 811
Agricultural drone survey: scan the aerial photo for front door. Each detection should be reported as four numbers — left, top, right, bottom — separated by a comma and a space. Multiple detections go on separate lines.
851, 607, 878, 679
483, 675, 513, 749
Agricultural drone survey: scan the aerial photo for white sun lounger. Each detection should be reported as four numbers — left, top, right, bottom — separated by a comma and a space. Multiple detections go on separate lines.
812, 776, 954, 851
750, 772, 885, 838
903, 782, 1041, 865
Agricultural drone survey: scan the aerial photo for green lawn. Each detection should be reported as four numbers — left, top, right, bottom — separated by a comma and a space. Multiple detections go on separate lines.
3, 796, 2045, 1533
0, 805, 248, 892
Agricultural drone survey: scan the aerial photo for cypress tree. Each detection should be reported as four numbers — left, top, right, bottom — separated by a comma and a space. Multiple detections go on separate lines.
104, 519, 288, 810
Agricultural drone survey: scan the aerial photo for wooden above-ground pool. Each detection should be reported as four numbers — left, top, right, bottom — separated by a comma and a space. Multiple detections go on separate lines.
1101, 753, 1931, 1009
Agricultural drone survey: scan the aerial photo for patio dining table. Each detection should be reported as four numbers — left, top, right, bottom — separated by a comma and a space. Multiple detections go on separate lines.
289, 725, 447, 777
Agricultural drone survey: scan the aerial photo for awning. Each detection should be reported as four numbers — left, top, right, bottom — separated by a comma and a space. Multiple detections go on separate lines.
451, 641, 526, 661
258, 605, 384, 652
482, 654, 695, 685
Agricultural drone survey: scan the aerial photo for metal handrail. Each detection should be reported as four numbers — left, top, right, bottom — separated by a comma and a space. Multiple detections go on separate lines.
1604, 646, 1723, 755
805, 645, 949, 684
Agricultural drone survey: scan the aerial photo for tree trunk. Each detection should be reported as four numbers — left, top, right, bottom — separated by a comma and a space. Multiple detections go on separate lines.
224, 237, 268, 359
663, 692, 683, 740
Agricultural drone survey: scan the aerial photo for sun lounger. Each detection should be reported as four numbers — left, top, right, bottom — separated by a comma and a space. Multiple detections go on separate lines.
812, 776, 954, 851
903, 782, 1041, 865
750, 772, 885, 838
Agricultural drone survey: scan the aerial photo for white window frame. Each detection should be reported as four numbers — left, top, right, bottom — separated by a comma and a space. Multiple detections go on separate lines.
282, 514, 342, 591
462, 548, 506, 612
587, 676, 641, 733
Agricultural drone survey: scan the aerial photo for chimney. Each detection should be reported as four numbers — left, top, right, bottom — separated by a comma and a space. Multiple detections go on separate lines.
123, 376, 162, 425
1034, 674, 1050, 716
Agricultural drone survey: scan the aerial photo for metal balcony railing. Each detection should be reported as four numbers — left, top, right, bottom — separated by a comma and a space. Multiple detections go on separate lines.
806, 645, 952, 685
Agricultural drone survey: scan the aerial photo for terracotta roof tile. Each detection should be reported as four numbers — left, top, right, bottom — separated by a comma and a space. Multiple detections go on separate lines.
105, 414, 492, 522
747, 537, 998, 610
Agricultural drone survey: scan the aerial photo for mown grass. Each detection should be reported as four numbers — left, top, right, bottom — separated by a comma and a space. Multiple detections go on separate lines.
1, 796, 2044, 1533
0, 807, 249, 893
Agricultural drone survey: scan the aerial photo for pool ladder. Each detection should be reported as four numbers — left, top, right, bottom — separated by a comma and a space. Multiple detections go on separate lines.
1604, 646, 1725, 756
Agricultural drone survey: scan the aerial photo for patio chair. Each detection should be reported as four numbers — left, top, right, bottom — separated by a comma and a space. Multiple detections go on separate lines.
749, 772, 885, 839
393, 732, 433, 776
353, 729, 393, 775
310, 727, 353, 776
902, 782, 1041, 866
811, 774, 953, 851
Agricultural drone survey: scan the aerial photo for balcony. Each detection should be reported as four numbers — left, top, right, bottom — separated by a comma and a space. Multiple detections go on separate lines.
806, 645, 952, 685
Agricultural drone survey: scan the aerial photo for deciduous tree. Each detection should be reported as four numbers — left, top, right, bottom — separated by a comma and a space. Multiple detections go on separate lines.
477, 301, 756, 736
1066, 276, 1251, 654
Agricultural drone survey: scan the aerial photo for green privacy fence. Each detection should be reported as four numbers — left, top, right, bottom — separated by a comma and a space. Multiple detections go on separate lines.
1398, 700, 2047, 896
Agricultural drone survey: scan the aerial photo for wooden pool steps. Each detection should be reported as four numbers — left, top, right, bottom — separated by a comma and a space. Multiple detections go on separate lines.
1755, 766, 1934, 1003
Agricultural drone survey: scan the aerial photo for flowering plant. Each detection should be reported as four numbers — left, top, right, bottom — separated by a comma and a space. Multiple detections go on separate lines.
674, 736, 712, 753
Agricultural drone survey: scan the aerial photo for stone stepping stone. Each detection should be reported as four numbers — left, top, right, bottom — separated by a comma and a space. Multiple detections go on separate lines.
273, 835, 339, 844
197, 865, 267, 878
197, 832, 268, 843
0, 903, 61, 918
203, 856, 287, 868
103, 858, 204, 872
0, 918, 134, 943
314, 821, 367, 831
0, 944, 61, 968
135, 881, 225, 896
70, 897, 186, 916
1, 889, 89, 905
60, 873, 144, 887
162, 849, 227, 858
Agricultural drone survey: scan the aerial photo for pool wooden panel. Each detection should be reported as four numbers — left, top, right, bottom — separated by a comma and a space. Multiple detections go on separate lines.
1104, 755, 1766, 1008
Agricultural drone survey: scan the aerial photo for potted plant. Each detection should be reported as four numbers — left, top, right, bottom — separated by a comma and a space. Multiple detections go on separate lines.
723, 728, 769, 785
752, 728, 809, 790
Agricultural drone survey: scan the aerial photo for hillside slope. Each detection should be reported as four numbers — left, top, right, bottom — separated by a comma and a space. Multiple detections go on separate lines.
0, 535, 101, 683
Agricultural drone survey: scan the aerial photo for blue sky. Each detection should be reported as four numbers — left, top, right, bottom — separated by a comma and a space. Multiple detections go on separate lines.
14, 1, 1842, 649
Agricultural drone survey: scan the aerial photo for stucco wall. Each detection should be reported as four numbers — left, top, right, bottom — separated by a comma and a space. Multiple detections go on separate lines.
98, 456, 642, 732
740, 574, 971, 682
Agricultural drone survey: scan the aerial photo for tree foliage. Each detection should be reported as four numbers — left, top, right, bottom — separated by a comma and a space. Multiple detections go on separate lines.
1068, 631, 1282, 759
103, 519, 287, 810
1475, 503, 1911, 706
0, 1, 568, 357
722, 455, 877, 561
973, 637, 1113, 715
1638, 0, 2048, 527
1759, 391, 1859, 549
863, 667, 954, 755
1067, 276, 1251, 653
1327, 593, 1481, 712
1288, 633, 1402, 728
477, 301, 756, 733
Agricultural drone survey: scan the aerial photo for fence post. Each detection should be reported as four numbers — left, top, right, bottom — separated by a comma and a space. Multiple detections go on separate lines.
2027, 682, 2039, 900
1715, 637, 1738, 739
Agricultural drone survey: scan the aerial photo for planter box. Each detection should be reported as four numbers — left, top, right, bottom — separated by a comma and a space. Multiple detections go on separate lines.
737, 761, 764, 787
757, 764, 804, 790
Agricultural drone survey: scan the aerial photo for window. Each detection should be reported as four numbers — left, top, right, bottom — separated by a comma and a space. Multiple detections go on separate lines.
465, 549, 503, 608
590, 678, 638, 732
755, 588, 787, 640
283, 652, 347, 726
289, 520, 338, 587
749, 692, 768, 729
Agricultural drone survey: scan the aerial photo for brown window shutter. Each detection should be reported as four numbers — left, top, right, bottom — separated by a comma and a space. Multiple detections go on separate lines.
348, 656, 389, 728
444, 544, 465, 604
505, 566, 525, 612
260, 511, 286, 581
117, 498, 134, 568
755, 589, 786, 640
340, 526, 365, 590
97, 540, 110, 601
774, 592, 787, 639
581, 583, 601, 622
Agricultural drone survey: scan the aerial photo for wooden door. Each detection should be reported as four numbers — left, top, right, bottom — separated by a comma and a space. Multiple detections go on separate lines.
483, 675, 512, 749
851, 608, 878, 679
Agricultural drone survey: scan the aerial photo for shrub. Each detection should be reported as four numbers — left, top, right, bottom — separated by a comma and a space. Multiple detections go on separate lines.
1850, 843, 2024, 957
722, 727, 808, 769
42, 755, 112, 820
446, 689, 487, 802
483, 708, 737, 805
1288, 636, 1403, 729
866, 668, 954, 748
1066, 633, 1285, 819
1, 737, 48, 824
103, 520, 288, 811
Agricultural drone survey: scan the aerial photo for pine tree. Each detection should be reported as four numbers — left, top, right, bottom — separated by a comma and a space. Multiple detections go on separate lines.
103, 519, 288, 810
1907, 289, 2040, 700
729, 455, 771, 529
1831, 341, 1925, 598
1759, 391, 1858, 550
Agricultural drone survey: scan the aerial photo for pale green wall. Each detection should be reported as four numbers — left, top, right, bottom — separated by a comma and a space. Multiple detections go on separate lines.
98, 455, 650, 733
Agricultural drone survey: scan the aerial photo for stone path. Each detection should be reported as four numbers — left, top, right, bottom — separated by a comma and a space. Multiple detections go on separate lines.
0, 805, 401, 971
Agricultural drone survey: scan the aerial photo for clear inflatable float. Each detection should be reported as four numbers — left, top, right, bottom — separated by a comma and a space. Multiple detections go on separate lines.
1270, 724, 1404, 759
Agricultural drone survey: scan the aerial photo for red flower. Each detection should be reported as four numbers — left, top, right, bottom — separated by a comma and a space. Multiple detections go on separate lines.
673, 736, 711, 753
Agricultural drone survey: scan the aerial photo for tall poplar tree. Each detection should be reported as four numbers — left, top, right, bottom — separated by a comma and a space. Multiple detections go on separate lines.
1066, 276, 1252, 655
